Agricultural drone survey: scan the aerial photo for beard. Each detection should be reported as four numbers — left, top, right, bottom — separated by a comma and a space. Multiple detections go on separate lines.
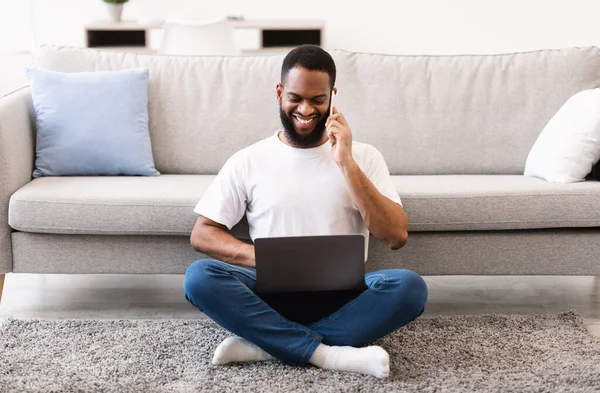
279, 105, 328, 148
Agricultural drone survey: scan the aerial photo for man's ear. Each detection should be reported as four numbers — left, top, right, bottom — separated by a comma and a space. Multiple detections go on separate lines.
276, 83, 283, 104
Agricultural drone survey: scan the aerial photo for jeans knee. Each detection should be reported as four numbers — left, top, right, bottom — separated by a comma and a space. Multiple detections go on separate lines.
183, 259, 220, 308
398, 270, 428, 316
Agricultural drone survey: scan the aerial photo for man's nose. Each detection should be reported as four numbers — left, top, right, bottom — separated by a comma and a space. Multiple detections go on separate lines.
297, 100, 315, 116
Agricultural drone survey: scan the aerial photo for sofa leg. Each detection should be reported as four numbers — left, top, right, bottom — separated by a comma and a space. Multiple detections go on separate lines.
0, 274, 4, 305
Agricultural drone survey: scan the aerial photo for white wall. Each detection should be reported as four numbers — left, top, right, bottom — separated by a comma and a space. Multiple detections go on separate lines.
0, 54, 32, 97
14, 0, 600, 54
2, 0, 600, 95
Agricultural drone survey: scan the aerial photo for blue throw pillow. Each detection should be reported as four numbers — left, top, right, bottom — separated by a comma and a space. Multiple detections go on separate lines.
25, 67, 160, 177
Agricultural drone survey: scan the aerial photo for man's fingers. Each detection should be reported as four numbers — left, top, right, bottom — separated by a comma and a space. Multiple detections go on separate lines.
326, 119, 341, 130
326, 118, 343, 126
327, 128, 336, 144
326, 113, 347, 128
326, 122, 337, 134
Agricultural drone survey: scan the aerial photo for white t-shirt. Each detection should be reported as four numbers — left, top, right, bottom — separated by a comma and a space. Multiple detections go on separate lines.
194, 130, 402, 261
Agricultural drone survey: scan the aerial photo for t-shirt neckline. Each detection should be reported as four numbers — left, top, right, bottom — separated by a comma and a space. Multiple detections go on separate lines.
273, 130, 331, 158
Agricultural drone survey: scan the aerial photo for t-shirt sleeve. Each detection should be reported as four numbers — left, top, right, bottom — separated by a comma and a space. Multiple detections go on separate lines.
364, 146, 403, 206
193, 153, 247, 230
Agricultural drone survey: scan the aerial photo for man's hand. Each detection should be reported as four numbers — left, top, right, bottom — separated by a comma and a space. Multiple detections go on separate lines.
326, 106, 354, 168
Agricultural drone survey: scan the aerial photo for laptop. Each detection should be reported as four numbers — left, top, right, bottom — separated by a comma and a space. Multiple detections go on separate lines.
254, 234, 368, 326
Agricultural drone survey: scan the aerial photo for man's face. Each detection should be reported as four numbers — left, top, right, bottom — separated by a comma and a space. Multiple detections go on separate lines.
277, 67, 334, 148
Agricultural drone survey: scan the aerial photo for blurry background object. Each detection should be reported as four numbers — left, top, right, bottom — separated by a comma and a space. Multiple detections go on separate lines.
85, 20, 163, 54
159, 18, 240, 55
103, 0, 129, 23
84, 17, 323, 55
10, 1, 600, 57
5, 1, 600, 95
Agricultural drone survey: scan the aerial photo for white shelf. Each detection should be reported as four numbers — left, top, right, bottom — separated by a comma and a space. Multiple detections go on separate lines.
85, 21, 163, 30
231, 19, 325, 30
85, 19, 324, 55
85, 19, 325, 30
84, 46, 297, 56
241, 47, 297, 55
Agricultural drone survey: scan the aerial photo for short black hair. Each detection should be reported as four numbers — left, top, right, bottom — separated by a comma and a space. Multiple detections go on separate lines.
281, 45, 336, 90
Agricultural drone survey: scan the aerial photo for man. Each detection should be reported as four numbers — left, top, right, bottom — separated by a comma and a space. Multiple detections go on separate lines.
184, 45, 428, 379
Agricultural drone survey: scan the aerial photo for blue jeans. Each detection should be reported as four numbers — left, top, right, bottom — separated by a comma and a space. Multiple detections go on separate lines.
183, 258, 428, 367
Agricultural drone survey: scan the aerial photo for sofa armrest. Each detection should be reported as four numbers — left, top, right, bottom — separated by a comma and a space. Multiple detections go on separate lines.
0, 87, 35, 273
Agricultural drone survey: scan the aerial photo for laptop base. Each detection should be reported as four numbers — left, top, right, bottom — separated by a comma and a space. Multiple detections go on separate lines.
258, 288, 367, 326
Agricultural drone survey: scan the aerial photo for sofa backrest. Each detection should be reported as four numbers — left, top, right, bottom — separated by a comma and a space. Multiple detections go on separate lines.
34, 45, 600, 175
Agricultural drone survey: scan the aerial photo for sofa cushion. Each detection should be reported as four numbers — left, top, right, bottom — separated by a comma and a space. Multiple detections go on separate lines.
8, 175, 600, 236
33, 45, 600, 176
524, 88, 600, 183
25, 67, 160, 178
394, 175, 600, 231
8, 175, 247, 239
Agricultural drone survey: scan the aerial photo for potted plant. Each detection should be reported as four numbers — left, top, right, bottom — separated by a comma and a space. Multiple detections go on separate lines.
103, 0, 129, 23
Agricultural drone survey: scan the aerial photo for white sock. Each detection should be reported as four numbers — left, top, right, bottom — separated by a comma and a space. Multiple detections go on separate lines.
212, 336, 275, 365
308, 343, 390, 379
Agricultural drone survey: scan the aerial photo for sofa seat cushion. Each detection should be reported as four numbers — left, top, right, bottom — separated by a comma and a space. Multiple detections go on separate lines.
8, 175, 600, 236
394, 175, 600, 231
8, 175, 249, 239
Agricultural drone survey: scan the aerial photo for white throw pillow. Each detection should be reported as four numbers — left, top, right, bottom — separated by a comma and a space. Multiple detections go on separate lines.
524, 88, 600, 183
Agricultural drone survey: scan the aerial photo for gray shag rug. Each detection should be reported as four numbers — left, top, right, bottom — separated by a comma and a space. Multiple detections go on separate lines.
1, 311, 599, 392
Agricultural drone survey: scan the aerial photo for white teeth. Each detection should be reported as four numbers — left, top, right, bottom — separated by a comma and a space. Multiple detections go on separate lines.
295, 116, 314, 124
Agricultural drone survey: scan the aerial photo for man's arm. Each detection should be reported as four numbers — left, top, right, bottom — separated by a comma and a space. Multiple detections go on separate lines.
339, 161, 408, 250
326, 107, 408, 250
190, 215, 256, 268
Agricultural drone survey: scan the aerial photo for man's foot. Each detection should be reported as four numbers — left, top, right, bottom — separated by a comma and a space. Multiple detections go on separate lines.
212, 336, 275, 365
309, 343, 390, 379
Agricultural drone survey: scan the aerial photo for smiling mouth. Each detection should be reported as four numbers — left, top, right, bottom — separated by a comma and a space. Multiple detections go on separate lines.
293, 115, 317, 129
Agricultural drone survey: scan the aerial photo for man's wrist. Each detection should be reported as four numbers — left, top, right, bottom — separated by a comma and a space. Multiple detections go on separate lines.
338, 157, 359, 174
246, 244, 256, 267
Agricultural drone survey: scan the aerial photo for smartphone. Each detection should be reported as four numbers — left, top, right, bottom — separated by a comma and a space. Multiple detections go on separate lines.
329, 90, 336, 116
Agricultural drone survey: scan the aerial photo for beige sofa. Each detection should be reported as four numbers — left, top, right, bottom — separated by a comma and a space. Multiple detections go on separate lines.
1, 45, 600, 303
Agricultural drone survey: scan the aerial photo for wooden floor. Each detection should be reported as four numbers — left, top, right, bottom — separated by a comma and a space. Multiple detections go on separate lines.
0, 274, 598, 336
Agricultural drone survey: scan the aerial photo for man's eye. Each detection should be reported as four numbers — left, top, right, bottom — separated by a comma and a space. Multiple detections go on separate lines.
289, 97, 301, 102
